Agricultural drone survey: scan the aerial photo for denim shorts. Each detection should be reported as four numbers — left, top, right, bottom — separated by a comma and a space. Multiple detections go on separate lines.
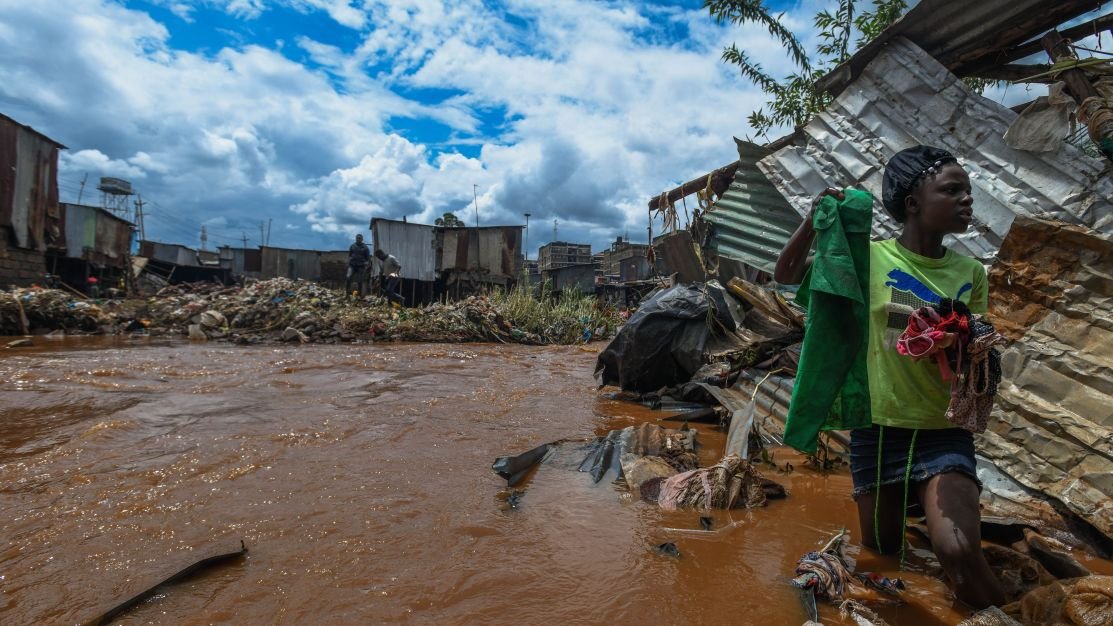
850, 424, 980, 499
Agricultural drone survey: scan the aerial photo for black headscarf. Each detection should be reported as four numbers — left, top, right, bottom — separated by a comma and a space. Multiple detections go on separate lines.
881, 145, 957, 222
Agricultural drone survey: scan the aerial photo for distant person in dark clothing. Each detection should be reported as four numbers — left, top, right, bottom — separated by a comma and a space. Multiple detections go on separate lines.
86, 275, 99, 299
346, 234, 371, 297
374, 249, 404, 306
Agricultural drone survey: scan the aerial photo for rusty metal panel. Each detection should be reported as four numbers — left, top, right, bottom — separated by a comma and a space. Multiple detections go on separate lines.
759, 38, 1113, 263
95, 209, 132, 268
0, 119, 15, 231
978, 216, 1113, 540
816, 0, 1103, 96
1, 119, 61, 251
652, 230, 703, 283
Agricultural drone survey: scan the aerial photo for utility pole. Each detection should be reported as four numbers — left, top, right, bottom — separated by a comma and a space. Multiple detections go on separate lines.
259, 221, 265, 248
266, 218, 272, 246
553, 218, 558, 242
77, 173, 88, 204
241, 232, 249, 249
523, 213, 531, 261
472, 184, 480, 228
201, 225, 207, 251
133, 195, 146, 241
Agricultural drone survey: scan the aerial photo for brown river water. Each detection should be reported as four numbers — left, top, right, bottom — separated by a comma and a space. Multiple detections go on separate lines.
2, 338, 1109, 625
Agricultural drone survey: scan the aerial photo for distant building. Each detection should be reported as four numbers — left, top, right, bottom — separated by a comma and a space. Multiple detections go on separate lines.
601, 236, 651, 282
537, 241, 591, 272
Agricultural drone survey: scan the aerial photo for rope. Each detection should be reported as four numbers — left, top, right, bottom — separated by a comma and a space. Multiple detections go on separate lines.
874, 425, 885, 552
900, 429, 919, 569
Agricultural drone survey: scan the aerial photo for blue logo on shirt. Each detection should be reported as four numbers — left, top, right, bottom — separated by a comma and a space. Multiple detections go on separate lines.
884, 268, 971, 304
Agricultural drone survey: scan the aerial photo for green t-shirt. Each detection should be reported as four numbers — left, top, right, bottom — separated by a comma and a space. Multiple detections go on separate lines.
867, 239, 988, 430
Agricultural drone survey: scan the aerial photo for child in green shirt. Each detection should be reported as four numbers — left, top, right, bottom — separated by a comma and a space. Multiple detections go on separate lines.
775, 145, 1005, 610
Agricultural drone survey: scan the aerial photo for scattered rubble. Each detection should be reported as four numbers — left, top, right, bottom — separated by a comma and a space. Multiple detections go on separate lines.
0, 278, 622, 345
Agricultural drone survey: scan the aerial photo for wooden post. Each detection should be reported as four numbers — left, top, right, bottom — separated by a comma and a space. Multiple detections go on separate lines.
1039, 30, 1099, 103
1042, 29, 1113, 160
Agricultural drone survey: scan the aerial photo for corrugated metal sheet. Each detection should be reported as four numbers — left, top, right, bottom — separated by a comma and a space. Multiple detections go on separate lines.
758, 38, 1113, 263
60, 203, 134, 268
978, 216, 1113, 541
816, 0, 1104, 96
370, 219, 436, 281
703, 141, 800, 273
0, 114, 63, 251
440, 226, 523, 280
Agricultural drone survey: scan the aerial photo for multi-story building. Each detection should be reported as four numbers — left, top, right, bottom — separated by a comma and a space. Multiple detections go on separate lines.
601, 236, 651, 282
538, 241, 591, 272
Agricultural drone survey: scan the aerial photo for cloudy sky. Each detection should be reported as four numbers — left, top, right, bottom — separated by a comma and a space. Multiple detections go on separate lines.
0, 0, 1050, 254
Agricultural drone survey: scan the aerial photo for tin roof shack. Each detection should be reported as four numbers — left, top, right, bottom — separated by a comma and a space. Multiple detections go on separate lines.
0, 114, 65, 286
45, 203, 135, 292
371, 218, 525, 301
259, 246, 348, 286
370, 219, 437, 305
438, 224, 524, 297
218, 246, 262, 280
543, 262, 596, 296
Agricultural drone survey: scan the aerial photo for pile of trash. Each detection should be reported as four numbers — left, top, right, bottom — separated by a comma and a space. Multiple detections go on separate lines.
1, 288, 111, 335
0, 278, 623, 346
594, 278, 804, 392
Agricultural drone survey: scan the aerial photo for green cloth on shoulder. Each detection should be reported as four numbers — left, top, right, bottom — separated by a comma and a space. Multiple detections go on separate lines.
783, 188, 874, 454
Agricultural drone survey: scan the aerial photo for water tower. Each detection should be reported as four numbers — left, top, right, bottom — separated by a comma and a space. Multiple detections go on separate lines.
97, 177, 134, 219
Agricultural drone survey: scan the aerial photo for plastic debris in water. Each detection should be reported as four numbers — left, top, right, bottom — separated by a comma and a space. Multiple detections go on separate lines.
655, 542, 681, 558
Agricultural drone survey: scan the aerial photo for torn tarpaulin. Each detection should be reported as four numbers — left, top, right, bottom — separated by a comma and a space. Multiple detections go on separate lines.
490, 423, 697, 488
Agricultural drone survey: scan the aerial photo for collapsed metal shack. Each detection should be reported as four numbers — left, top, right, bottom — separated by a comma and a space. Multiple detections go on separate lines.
639, 0, 1113, 550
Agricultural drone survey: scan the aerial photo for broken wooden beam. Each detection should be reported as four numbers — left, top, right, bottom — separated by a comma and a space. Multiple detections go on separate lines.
647, 161, 739, 211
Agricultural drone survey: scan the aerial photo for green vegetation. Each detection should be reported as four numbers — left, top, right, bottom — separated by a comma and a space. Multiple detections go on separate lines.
706, 0, 909, 138
489, 281, 622, 345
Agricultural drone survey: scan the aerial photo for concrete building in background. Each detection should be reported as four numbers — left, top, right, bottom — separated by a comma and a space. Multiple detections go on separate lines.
601, 236, 651, 282
537, 241, 591, 272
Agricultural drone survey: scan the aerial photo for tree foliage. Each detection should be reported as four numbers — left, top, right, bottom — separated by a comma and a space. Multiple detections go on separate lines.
434, 212, 464, 227
706, 0, 908, 138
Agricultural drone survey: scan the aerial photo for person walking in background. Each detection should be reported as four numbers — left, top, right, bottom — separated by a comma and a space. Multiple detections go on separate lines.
374, 249, 404, 307
346, 234, 371, 298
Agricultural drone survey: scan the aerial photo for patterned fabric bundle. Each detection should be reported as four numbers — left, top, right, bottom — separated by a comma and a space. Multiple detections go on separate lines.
895, 299, 1006, 433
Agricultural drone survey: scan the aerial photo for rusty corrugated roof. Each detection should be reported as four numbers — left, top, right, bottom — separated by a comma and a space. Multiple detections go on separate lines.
815, 0, 1107, 96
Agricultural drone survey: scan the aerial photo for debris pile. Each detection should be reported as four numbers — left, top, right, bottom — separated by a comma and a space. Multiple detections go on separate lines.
0, 278, 622, 345
1, 289, 108, 335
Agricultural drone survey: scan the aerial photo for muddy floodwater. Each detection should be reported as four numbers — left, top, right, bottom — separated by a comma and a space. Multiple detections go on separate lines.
2, 339, 1109, 624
